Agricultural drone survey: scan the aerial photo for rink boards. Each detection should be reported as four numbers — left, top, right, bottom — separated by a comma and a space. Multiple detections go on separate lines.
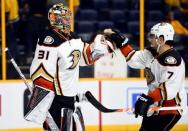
0, 79, 188, 131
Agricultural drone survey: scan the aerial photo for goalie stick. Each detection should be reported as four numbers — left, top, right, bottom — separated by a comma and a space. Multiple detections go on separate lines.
4, 48, 59, 130
5, 48, 32, 92
85, 91, 117, 112
85, 91, 188, 113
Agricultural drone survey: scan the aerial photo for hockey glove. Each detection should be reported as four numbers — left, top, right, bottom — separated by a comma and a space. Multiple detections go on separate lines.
134, 94, 153, 118
76, 92, 88, 102
103, 28, 128, 48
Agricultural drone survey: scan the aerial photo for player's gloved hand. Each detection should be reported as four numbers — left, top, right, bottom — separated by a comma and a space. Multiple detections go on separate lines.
134, 94, 153, 118
103, 28, 128, 48
76, 93, 88, 102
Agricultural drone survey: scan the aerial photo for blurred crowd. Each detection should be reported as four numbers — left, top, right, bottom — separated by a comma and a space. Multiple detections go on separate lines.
0, 0, 188, 78
2, 0, 79, 64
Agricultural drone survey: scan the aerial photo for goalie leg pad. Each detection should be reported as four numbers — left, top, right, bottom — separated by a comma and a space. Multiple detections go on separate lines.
61, 108, 74, 131
24, 85, 55, 124
43, 95, 76, 130
60, 107, 85, 131
44, 112, 60, 131
73, 106, 85, 131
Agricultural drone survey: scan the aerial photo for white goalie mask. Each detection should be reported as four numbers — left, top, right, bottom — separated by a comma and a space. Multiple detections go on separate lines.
150, 22, 174, 43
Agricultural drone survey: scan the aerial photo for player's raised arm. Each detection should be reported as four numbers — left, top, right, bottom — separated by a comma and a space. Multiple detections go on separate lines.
104, 23, 186, 131
103, 28, 151, 69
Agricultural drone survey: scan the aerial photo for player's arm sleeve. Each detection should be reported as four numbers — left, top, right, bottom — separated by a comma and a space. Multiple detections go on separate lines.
148, 66, 183, 102
120, 44, 151, 69
81, 42, 94, 66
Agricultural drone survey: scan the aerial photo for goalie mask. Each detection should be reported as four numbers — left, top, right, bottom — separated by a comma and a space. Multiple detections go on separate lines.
149, 22, 174, 43
48, 3, 72, 34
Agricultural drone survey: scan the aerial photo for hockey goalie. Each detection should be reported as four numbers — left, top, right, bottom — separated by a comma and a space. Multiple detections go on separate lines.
24, 3, 116, 131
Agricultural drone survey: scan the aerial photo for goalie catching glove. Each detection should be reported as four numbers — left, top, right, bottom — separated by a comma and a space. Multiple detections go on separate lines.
103, 28, 129, 48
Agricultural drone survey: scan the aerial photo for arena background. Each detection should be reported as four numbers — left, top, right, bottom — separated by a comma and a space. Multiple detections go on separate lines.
1, 0, 188, 130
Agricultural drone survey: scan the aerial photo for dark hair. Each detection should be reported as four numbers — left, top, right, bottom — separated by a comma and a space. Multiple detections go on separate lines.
159, 35, 174, 46
165, 40, 174, 46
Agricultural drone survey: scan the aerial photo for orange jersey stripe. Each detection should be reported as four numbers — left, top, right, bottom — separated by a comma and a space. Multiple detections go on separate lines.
148, 88, 162, 102
33, 77, 54, 91
120, 44, 134, 57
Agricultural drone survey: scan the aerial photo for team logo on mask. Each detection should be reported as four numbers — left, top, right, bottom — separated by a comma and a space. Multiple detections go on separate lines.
165, 56, 177, 64
43, 36, 54, 44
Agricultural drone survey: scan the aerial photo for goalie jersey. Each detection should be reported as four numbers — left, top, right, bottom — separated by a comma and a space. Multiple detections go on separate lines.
120, 44, 186, 115
30, 28, 109, 96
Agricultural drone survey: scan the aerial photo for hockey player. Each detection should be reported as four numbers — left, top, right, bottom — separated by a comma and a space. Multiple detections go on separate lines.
24, 3, 115, 131
104, 23, 187, 131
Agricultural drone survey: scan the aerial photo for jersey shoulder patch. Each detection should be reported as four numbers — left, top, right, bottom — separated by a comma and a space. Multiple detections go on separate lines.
157, 49, 181, 66
43, 36, 54, 45
38, 29, 66, 47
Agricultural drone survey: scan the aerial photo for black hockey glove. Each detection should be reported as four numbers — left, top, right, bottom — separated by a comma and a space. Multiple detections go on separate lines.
134, 94, 153, 118
103, 28, 128, 48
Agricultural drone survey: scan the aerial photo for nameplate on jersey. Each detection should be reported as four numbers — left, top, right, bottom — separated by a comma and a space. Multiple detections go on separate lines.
164, 56, 177, 65
43, 36, 54, 45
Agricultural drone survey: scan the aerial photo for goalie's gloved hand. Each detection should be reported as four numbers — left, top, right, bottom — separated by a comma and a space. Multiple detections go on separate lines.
134, 94, 153, 118
76, 93, 88, 102
103, 28, 128, 48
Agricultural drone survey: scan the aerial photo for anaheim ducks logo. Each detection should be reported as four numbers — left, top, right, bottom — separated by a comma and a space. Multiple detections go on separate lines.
68, 50, 81, 69
165, 56, 177, 65
145, 67, 155, 84
43, 36, 54, 44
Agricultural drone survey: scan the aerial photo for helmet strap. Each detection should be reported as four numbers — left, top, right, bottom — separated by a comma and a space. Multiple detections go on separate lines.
156, 39, 161, 53
156, 44, 161, 53
156, 40, 166, 53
